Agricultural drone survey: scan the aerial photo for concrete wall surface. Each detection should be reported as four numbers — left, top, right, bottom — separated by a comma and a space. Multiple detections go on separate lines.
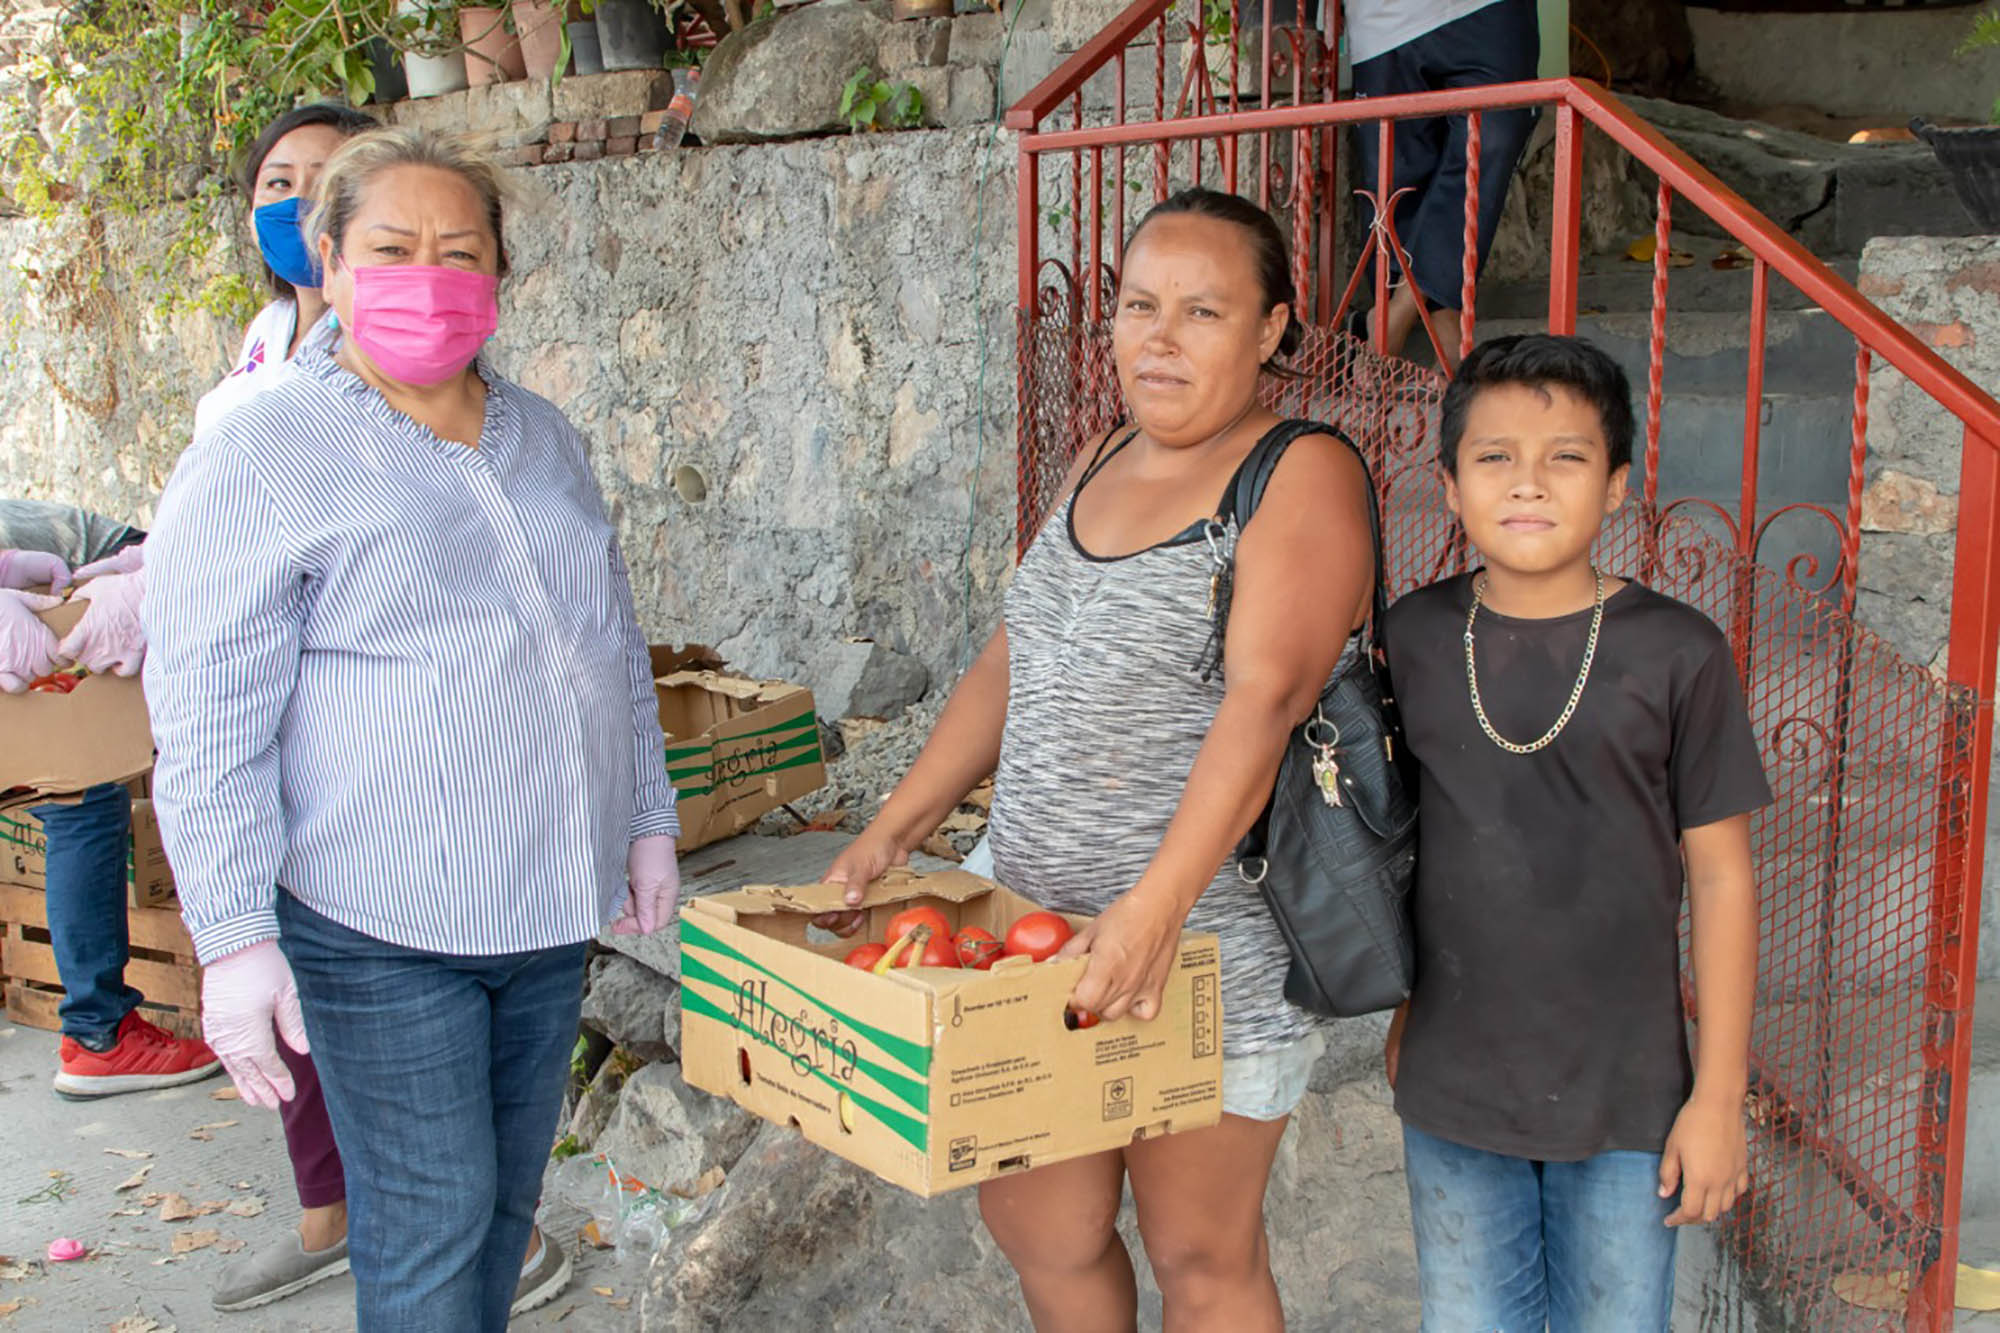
0, 126, 1020, 692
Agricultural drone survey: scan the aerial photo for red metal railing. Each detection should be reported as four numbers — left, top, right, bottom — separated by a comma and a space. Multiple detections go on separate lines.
1010, 6, 2000, 1328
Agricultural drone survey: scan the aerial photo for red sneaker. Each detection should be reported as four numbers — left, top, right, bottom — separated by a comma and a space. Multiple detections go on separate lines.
53, 1011, 223, 1100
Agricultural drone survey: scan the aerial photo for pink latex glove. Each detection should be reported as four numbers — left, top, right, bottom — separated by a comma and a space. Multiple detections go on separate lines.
612, 834, 680, 935
0, 589, 62, 692
0, 549, 70, 592
57, 569, 145, 676
200, 939, 310, 1110
73, 543, 144, 579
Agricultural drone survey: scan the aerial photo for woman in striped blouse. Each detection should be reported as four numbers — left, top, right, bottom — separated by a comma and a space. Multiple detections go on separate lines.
142, 127, 680, 1332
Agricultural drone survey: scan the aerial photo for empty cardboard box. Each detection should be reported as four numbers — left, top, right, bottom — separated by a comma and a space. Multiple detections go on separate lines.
651, 645, 825, 851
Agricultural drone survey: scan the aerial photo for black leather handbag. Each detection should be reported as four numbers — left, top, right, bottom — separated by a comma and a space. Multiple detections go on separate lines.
1201, 419, 1418, 1018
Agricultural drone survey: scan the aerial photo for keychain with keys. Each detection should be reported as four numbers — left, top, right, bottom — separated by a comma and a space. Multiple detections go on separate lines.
1305, 710, 1344, 808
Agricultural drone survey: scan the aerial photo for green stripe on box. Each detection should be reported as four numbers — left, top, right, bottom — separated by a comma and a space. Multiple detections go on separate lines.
679, 951, 930, 1116
681, 917, 929, 1078
680, 985, 929, 1153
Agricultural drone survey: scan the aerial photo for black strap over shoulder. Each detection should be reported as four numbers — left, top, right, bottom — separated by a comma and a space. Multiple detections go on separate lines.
1211, 418, 1391, 661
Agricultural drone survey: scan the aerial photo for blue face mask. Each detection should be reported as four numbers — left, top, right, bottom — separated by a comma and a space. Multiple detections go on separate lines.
253, 196, 321, 290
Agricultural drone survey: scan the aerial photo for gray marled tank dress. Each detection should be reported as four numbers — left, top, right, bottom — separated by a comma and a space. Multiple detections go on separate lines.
989, 460, 1353, 1059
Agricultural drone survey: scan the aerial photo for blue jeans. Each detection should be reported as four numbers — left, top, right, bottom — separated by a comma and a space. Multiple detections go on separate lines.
34, 783, 140, 1045
276, 893, 586, 1333
1403, 1123, 1677, 1333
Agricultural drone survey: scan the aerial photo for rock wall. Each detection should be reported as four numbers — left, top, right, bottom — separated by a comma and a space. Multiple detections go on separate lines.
1856, 235, 2000, 978
0, 125, 1019, 690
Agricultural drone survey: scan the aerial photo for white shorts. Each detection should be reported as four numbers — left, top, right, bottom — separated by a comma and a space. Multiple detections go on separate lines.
1222, 1031, 1324, 1121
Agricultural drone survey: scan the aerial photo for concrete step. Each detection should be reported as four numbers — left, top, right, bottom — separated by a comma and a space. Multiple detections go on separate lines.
1476, 244, 1863, 322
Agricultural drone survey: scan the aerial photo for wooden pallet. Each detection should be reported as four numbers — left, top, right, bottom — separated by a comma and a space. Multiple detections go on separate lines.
0, 881, 201, 1038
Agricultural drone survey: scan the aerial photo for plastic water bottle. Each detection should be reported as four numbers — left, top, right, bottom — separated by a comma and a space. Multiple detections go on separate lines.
655, 69, 700, 151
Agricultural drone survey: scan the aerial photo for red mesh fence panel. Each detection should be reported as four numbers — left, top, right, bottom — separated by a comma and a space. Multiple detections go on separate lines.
1018, 312, 1967, 1330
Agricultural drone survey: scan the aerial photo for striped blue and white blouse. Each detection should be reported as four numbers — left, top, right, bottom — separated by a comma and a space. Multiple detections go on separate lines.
143, 348, 678, 964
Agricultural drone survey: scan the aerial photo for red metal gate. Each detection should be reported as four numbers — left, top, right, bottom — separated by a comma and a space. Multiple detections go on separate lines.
1007, 7, 2000, 1327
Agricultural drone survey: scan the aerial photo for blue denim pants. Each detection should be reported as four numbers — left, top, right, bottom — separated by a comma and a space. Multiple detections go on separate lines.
33, 782, 141, 1045
276, 893, 587, 1333
1403, 1123, 1678, 1333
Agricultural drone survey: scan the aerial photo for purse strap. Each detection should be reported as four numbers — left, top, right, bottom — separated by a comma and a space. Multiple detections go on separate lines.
1204, 419, 1390, 674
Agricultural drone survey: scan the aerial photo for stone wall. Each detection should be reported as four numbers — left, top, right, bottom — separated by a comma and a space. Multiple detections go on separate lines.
1856, 234, 2000, 975
0, 125, 1019, 694
1688, 7, 1997, 126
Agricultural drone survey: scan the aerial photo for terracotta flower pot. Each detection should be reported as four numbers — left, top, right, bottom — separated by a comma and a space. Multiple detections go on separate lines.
514, 0, 575, 81
458, 5, 526, 86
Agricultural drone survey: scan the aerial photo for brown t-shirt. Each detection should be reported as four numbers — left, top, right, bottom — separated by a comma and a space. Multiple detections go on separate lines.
1381, 573, 1771, 1161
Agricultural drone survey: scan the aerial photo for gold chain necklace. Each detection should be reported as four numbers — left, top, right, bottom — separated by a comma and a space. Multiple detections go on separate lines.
1464, 570, 1605, 755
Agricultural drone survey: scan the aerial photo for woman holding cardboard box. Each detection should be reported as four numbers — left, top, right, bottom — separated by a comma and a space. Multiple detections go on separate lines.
825, 188, 1376, 1332
0, 503, 221, 1101
144, 126, 681, 1333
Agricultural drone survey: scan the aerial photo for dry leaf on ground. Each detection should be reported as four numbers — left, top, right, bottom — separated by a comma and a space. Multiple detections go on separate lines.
109, 1314, 170, 1331
0, 1259, 33, 1281
214, 1239, 245, 1255
209, 1088, 240, 1101
115, 1165, 152, 1192
580, 1221, 613, 1250
222, 1199, 264, 1218
157, 1194, 197, 1223
0, 1298, 21, 1315
101, 1149, 150, 1161
109, 1208, 143, 1218
135, 1193, 164, 1208
591, 1287, 614, 1297
607, 1298, 631, 1310
170, 1230, 219, 1256
187, 1121, 238, 1142
1624, 235, 1695, 267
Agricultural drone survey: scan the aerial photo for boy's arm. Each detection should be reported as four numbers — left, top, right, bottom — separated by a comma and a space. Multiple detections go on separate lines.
1661, 812, 1757, 1225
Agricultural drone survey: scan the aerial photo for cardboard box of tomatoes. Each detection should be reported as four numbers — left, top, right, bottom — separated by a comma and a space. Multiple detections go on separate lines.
678, 867, 1225, 1197
0, 594, 154, 798
649, 645, 826, 852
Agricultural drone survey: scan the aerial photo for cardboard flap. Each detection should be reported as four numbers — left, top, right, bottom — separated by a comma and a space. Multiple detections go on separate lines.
649, 643, 726, 677
716, 868, 999, 916
657, 670, 804, 707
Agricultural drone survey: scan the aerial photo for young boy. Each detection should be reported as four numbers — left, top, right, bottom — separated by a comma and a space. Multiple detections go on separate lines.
1381, 334, 1769, 1331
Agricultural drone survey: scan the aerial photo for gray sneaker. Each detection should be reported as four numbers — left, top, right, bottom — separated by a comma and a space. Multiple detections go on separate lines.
511, 1225, 571, 1317
212, 1232, 351, 1312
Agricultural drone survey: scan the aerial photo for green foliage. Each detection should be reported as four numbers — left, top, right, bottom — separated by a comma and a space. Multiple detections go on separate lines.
839, 65, 924, 134
5, 0, 437, 322
1961, 8, 2000, 122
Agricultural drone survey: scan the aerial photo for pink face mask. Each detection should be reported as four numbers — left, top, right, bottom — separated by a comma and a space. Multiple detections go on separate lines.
346, 264, 499, 386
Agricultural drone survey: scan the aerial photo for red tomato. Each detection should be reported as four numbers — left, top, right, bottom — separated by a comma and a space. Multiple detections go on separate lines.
885, 906, 952, 949
1003, 911, 1074, 962
1064, 1008, 1100, 1031
27, 673, 78, 695
844, 942, 888, 970
896, 932, 961, 969
953, 927, 1003, 971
